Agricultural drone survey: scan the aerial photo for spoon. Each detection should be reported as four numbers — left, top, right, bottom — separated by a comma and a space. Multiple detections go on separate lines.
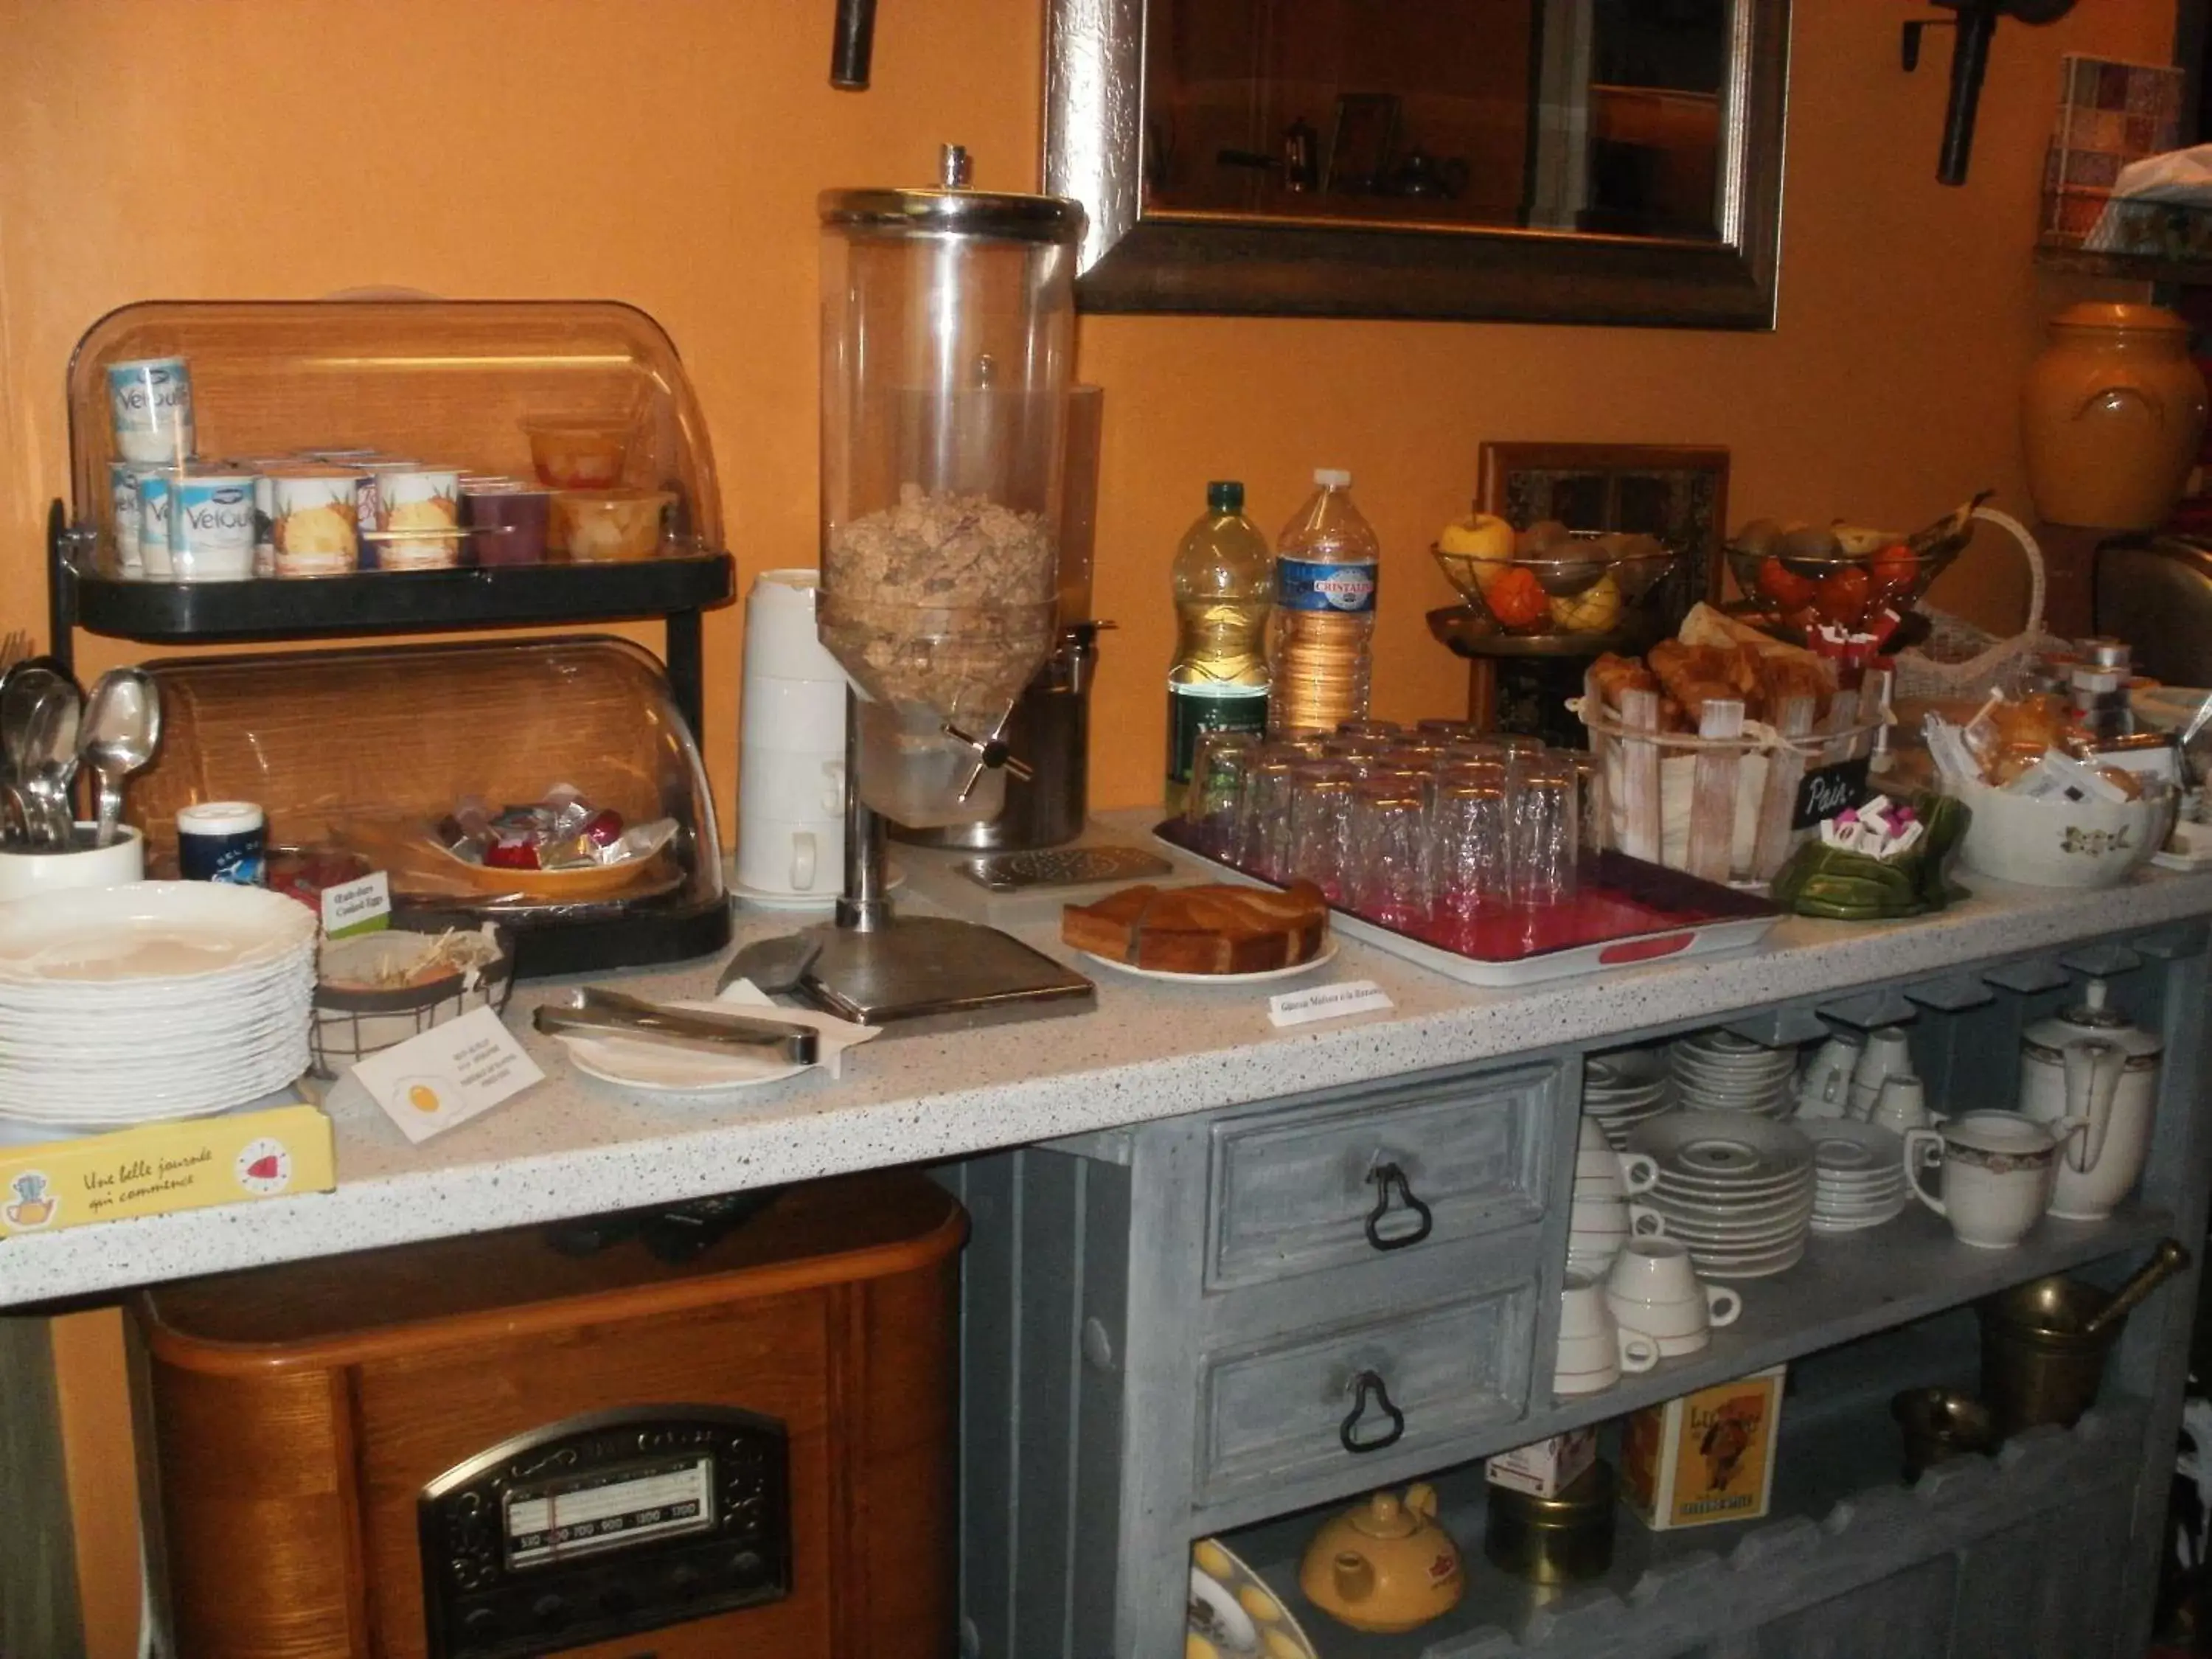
21, 681, 82, 849
0, 663, 63, 817
81, 669, 161, 849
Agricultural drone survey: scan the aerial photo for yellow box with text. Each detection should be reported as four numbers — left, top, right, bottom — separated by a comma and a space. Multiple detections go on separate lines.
0, 1102, 334, 1238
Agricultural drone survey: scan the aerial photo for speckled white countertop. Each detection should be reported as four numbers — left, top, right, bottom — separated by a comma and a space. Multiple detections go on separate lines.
5, 820, 2211, 1308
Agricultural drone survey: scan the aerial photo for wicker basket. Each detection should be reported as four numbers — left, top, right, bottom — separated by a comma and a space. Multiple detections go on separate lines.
1888, 507, 2067, 703
1577, 669, 1890, 887
309, 924, 515, 1078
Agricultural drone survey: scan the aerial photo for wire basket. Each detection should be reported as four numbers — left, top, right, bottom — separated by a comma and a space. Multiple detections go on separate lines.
310, 924, 515, 1078
1888, 507, 2067, 703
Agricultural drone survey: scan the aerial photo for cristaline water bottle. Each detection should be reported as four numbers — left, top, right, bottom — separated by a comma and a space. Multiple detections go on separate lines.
1267, 468, 1378, 737
1166, 480, 1272, 812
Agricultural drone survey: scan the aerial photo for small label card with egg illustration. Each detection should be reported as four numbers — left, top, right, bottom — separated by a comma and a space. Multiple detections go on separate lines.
320, 871, 392, 939
353, 1006, 545, 1144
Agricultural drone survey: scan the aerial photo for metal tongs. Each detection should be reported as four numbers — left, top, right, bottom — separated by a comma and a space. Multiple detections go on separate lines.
535, 987, 820, 1067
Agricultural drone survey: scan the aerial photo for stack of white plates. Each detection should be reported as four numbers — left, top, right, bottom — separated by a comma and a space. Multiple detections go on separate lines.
1582, 1049, 1673, 1149
1804, 1119, 1910, 1234
1626, 1112, 1817, 1280
0, 883, 316, 1127
1669, 1030, 1796, 1118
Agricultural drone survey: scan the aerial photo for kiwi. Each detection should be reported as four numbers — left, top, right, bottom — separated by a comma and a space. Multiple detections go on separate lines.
1733, 517, 1785, 557
1520, 518, 1574, 555
1778, 524, 1844, 575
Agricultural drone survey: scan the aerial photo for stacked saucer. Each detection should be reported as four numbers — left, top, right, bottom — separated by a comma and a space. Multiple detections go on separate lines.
1804, 1119, 1910, 1234
1669, 1030, 1796, 1118
1625, 1112, 1816, 1280
0, 883, 316, 1128
1582, 1048, 1673, 1150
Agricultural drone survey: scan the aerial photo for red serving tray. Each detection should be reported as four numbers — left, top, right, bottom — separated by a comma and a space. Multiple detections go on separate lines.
1151, 821, 1782, 988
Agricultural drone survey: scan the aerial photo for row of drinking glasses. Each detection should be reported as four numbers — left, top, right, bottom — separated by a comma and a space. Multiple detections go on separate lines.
1182, 721, 1597, 945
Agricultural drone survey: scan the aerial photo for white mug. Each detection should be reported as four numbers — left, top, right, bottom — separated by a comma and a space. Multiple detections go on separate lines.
1798, 1033, 1863, 1117
1607, 1281, 1743, 1351
1851, 1026, 1915, 1116
1554, 1325, 1660, 1393
1903, 1110, 2076, 1248
1871, 1074, 1934, 1136
737, 818, 837, 895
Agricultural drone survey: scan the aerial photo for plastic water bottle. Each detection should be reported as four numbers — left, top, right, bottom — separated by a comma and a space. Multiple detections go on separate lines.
1166, 481, 1273, 813
1267, 468, 1378, 737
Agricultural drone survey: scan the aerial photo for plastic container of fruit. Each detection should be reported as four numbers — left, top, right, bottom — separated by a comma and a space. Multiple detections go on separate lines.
1431, 529, 1683, 650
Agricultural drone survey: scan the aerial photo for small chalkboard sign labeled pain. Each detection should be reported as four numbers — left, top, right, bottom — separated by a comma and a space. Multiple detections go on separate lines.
1792, 757, 1874, 830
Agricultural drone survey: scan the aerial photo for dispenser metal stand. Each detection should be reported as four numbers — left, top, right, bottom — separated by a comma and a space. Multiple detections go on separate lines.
773, 692, 1095, 1029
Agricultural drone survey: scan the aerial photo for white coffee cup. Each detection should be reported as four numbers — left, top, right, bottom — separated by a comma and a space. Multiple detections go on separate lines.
737, 818, 835, 896
1871, 1073, 1933, 1136
0, 825, 145, 903
1554, 1325, 1660, 1393
1606, 1281, 1743, 1344
1798, 1032, 1863, 1117
1851, 1026, 1915, 1116
1903, 1110, 2076, 1248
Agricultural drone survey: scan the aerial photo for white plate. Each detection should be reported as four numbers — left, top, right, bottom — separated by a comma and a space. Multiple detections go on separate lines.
1189, 1538, 1319, 1659
1630, 1113, 1815, 1181
552, 996, 878, 1099
0, 882, 317, 984
1079, 942, 1338, 985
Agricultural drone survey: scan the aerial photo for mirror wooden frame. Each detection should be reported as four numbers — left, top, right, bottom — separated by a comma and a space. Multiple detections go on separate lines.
1045, 0, 1792, 329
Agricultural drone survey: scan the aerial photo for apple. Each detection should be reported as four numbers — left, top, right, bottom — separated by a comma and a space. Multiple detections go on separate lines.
1439, 511, 1515, 595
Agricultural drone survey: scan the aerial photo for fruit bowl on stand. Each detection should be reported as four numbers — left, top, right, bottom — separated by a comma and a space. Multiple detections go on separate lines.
1722, 494, 1986, 644
1432, 518, 1686, 658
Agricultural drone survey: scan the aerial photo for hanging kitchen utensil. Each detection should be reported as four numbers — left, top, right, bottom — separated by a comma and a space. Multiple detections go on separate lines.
1903, 0, 2077, 185
80, 667, 162, 849
831, 0, 877, 88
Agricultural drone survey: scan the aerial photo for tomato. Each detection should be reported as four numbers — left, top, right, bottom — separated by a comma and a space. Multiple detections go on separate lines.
1812, 567, 1871, 631
1755, 557, 1818, 610
1869, 542, 1919, 599
1486, 565, 1552, 630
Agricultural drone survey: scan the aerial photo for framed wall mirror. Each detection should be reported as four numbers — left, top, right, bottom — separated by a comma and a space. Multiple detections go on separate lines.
1046, 0, 1792, 327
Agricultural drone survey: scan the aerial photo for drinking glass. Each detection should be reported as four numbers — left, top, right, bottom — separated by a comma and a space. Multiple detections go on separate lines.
1510, 757, 1579, 907
1348, 779, 1429, 930
1568, 752, 1608, 867
1338, 719, 1402, 740
1429, 779, 1511, 948
1416, 719, 1483, 741
1237, 754, 1301, 880
1184, 728, 1259, 857
1287, 762, 1359, 903
1447, 738, 1509, 767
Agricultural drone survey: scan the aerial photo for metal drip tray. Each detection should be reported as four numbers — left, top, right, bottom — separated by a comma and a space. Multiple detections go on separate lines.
797, 916, 1095, 1032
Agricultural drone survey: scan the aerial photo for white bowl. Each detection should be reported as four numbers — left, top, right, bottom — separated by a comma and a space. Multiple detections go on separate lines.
1952, 776, 2169, 890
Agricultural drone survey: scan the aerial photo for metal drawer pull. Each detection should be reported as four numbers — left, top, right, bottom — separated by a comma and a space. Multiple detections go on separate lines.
1364, 1162, 1433, 1251
1340, 1369, 1405, 1454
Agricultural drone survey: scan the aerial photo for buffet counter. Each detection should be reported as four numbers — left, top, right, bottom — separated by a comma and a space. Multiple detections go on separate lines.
5, 824, 2211, 1310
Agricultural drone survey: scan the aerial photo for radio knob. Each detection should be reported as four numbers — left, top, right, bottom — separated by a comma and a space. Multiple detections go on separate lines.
666, 1562, 703, 1593
461, 1607, 501, 1640
728, 1549, 765, 1584
531, 1593, 568, 1631
599, 1585, 639, 1617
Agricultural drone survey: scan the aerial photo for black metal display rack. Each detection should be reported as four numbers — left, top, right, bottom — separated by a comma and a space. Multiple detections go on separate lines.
44, 502, 734, 742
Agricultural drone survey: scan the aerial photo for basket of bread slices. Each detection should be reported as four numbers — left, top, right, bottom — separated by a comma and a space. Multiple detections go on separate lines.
1573, 605, 1889, 887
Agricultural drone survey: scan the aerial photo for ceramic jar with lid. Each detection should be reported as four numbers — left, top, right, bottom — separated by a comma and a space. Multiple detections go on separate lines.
2022, 302, 2208, 529
2018, 978, 2162, 1220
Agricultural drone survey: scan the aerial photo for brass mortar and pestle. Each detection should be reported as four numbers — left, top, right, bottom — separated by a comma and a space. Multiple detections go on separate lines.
1977, 1237, 2191, 1438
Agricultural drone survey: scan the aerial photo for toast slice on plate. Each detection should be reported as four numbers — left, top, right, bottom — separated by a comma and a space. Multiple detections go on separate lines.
1062, 881, 1330, 975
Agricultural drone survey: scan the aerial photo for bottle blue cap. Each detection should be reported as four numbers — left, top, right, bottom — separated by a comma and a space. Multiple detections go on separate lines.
1207, 481, 1244, 512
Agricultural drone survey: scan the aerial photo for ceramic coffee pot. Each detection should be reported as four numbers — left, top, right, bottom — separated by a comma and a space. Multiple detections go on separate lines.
2018, 979, 2161, 1221
1299, 1484, 1464, 1633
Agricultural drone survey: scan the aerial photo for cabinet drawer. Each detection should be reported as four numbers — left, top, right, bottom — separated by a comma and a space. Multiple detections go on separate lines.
1194, 1270, 1536, 1503
1205, 1063, 1555, 1292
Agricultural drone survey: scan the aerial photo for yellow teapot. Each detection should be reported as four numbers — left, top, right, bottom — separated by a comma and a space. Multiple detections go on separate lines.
1298, 1483, 1464, 1633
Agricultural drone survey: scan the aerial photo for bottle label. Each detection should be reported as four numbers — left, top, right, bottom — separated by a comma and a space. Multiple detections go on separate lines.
1275, 556, 1377, 614
1166, 681, 1270, 783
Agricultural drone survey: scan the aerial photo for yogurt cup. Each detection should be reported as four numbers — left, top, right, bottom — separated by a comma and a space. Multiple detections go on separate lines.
108, 460, 142, 574
268, 467, 361, 578
172, 470, 259, 582
106, 356, 195, 464
136, 466, 183, 579
372, 467, 463, 570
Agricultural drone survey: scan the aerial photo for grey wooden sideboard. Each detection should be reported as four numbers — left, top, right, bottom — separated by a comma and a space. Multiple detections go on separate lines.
942, 915, 2212, 1658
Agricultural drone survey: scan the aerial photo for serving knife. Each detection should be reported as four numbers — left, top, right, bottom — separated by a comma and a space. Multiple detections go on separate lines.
534, 987, 820, 1066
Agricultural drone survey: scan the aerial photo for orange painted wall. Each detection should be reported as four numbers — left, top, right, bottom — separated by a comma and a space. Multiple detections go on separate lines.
0, 0, 2176, 829
0, 4, 2180, 1652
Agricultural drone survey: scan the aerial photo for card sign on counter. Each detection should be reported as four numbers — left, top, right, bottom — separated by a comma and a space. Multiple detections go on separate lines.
1792, 757, 1873, 830
320, 871, 392, 938
1269, 979, 1395, 1028
353, 1006, 544, 1144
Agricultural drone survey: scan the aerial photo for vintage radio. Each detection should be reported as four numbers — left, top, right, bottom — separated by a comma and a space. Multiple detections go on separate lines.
138, 1171, 961, 1658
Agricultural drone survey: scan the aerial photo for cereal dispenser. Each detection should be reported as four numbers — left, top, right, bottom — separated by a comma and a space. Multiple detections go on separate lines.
817, 145, 1081, 827
739, 147, 1093, 1027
